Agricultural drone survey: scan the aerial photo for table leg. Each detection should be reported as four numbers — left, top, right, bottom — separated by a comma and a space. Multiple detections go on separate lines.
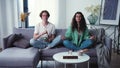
54, 61, 56, 68
75, 64, 77, 68
41, 60, 42, 68
64, 63, 66, 68
88, 61, 89, 68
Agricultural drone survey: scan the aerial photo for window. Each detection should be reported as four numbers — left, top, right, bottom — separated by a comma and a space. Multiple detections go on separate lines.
28, 0, 59, 27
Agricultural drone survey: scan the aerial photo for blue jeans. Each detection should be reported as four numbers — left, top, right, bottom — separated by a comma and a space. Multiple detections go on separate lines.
63, 39, 93, 50
30, 35, 62, 49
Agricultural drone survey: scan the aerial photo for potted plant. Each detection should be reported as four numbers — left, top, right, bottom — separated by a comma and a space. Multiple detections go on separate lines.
20, 12, 30, 28
85, 5, 100, 25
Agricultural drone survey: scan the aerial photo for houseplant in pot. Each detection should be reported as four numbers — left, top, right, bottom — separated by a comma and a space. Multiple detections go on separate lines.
85, 5, 100, 25
20, 12, 30, 28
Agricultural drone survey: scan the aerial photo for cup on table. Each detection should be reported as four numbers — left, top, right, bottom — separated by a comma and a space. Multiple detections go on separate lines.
78, 50, 84, 56
68, 50, 72, 55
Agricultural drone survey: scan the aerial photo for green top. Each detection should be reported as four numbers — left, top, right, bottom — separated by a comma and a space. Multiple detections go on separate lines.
65, 26, 90, 46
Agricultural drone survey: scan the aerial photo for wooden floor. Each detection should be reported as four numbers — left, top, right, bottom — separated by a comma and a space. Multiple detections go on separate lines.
37, 51, 120, 68
110, 51, 120, 68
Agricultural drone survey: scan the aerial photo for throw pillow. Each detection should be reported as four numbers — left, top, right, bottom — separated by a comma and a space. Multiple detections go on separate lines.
13, 39, 30, 48
7, 33, 24, 48
14, 33, 24, 41
7, 34, 17, 47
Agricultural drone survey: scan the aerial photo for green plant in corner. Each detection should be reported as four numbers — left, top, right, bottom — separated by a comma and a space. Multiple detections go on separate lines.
85, 5, 100, 25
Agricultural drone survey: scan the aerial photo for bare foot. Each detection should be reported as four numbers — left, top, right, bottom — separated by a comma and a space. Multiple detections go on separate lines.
82, 49, 89, 52
78, 49, 89, 53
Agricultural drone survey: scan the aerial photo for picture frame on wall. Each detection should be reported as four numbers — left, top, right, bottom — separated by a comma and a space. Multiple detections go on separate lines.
100, 0, 120, 25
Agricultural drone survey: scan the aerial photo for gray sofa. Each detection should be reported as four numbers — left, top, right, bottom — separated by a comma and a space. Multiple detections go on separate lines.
0, 28, 112, 68
0, 28, 39, 68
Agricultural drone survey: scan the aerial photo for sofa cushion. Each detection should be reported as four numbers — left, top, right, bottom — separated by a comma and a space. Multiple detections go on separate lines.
0, 47, 39, 67
14, 33, 24, 40
13, 28, 34, 41
7, 34, 24, 47
13, 39, 30, 48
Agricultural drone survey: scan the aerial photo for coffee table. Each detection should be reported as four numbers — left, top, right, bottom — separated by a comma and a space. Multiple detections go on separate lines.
53, 52, 90, 68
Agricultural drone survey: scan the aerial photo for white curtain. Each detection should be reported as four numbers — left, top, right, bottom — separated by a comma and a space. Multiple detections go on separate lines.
0, 0, 20, 49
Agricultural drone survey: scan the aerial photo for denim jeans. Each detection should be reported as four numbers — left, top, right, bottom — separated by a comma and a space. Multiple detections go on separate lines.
63, 39, 93, 51
30, 35, 62, 49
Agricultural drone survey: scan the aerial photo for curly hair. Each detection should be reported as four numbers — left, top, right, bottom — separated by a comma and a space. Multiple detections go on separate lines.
71, 12, 87, 32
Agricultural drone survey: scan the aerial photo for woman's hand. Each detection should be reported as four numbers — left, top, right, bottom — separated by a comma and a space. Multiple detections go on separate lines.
90, 35, 95, 40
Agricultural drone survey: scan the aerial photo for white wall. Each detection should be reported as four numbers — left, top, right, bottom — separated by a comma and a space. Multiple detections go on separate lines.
28, 0, 66, 29
66, 0, 101, 28
57, 0, 66, 29
28, 0, 59, 27
63, 0, 119, 39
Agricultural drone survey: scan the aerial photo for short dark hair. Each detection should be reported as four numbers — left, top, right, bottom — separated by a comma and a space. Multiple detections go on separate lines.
39, 10, 50, 18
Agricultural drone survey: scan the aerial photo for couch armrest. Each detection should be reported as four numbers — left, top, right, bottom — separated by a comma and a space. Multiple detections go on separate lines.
3, 37, 8, 49
104, 37, 112, 53
3, 34, 12, 49
95, 37, 112, 67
